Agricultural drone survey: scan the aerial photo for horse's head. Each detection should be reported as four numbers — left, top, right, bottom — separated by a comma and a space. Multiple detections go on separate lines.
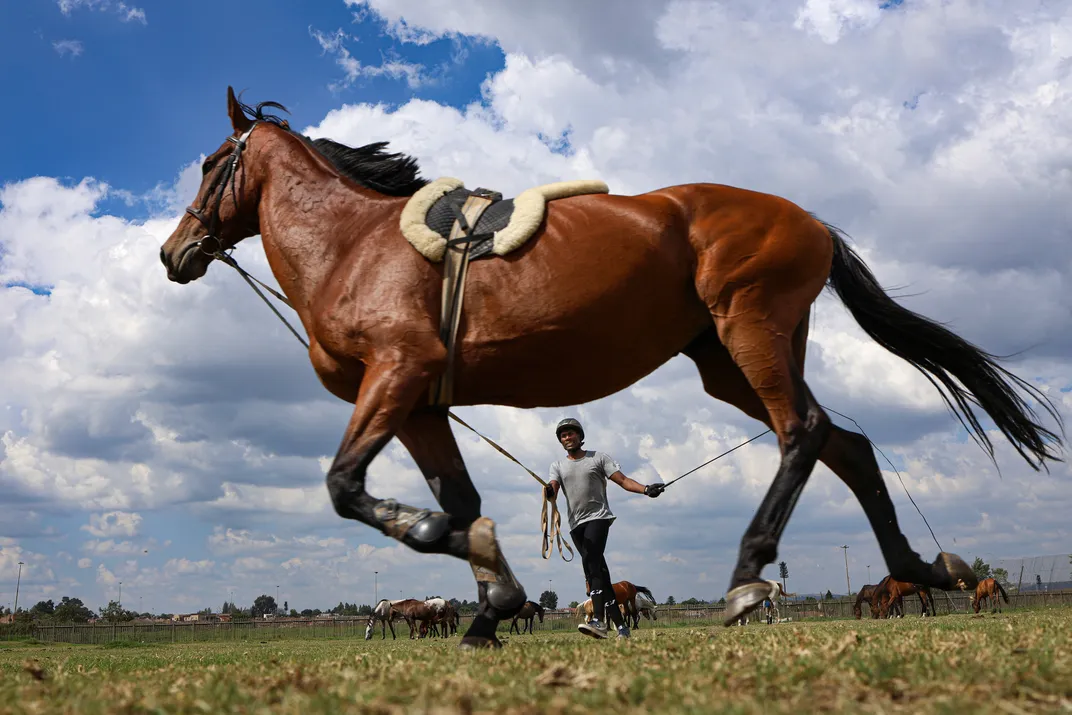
535, 602, 545, 622
160, 86, 284, 284
364, 617, 374, 640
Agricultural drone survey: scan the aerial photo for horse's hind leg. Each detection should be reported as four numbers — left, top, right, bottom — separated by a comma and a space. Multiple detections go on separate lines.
819, 429, 974, 590
683, 309, 831, 626
684, 330, 973, 606
397, 409, 526, 649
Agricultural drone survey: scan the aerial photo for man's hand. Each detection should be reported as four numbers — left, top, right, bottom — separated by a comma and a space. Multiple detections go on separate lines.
544, 484, 556, 500
643, 483, 665, 498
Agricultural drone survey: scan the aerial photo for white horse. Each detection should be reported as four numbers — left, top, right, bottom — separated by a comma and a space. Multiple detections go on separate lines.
365, 598, 405, 640
634, 591, 658, 626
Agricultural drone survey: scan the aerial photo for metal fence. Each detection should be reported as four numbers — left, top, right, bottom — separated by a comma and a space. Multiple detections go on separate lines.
9, 589, 1071, 645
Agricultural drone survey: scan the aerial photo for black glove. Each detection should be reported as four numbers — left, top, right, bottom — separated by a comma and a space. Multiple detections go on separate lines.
643, 483, 665, 498
544, 484, 556, 500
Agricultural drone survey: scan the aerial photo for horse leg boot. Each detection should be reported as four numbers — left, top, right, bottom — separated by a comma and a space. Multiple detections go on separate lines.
397, 409, 526, 649
324, 363, 486, 564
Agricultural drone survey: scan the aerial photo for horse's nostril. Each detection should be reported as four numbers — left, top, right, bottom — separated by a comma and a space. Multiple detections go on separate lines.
159, 247, 168, 267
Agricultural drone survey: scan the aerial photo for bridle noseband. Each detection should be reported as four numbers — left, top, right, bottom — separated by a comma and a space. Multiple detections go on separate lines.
184, 122, 258, 258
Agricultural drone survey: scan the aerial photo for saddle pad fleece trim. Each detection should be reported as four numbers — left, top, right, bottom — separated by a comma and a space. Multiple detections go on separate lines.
399, 177, 610, 262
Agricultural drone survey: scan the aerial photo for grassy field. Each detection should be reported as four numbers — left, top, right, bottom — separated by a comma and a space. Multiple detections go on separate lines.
1, 608, 1070, 714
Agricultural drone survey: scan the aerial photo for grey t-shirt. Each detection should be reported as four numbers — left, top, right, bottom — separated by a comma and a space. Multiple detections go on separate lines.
549, 451, 621, 531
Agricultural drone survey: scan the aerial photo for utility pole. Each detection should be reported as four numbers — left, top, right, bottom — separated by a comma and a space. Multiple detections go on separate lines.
13, 562, 24, 616
374, 571, 378, 605
118, 581, 122, 608
839, 546, 851, 597
867, 565, 871, 582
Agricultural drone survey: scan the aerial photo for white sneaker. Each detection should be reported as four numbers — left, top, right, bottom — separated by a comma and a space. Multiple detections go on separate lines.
578, 619, 608, 639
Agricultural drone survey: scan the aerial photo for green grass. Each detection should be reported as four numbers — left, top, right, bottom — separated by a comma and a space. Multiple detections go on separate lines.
1, 609, 1070, 714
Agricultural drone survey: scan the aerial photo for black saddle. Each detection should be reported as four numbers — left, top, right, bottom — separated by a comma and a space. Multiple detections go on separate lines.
424, 187, 515, 260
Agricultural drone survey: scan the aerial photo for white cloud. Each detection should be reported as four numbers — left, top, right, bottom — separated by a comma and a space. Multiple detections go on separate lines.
82, 511, 142, 538
310, 27, 428, 91
56, 0, 146, 24
77, 558, 92, 568
52, 40, 84, 58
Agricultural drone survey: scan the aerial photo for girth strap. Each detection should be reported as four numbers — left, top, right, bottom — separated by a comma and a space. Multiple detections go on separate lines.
429, 192, 495, 407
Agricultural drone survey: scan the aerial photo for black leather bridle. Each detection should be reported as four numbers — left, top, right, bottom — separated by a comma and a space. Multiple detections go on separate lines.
184, 122, 259, 257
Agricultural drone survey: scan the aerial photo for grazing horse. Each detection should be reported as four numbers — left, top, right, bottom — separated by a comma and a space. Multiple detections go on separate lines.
972, 578, 1010, 613
632, 591, 658, 628
160, 89, 1062, 643
365, 598, 404, 640
509, 601, 545, 634
586, 580, 655, 626
390, 599, 437, 639
871, 575, 936, 618
421, 597, 457, 637
853, 585, 878, 619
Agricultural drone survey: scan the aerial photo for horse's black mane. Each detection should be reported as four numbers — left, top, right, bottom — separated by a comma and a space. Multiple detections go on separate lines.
236, 98, 429, 197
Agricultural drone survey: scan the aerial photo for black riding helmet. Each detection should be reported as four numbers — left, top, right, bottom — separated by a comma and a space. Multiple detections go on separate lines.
555, 417, 584, 443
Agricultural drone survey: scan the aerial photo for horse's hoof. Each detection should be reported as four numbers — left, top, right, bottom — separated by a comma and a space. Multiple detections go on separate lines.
458, 635, 502, 650
935, 552, 977, 591
723, 581, 770, 626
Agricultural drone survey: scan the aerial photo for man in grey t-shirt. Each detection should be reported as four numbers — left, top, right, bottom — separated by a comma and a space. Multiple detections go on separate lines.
546, 417, 664, 639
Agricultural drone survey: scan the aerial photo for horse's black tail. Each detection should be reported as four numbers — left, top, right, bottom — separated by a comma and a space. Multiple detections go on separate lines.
821, 220, 1063, 470
996, 581, 1009, 603
635, 585, 655, 602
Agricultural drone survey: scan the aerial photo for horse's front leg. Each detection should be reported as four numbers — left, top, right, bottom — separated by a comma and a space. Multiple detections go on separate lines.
325, 359, 487, 566
397, 408, 527, 649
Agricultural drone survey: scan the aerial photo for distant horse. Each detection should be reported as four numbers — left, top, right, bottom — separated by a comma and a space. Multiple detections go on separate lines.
585, 580, 655, 626
853, 584, 878, 619
161, 89, 1060, 642
365, 598, 404, 640
421, 597, 457, 637
872, 575, 935, 618
509, 601, 545, 634
389, 599, 437, 639
631, 591, 658, 628
972, 578, 1010, 613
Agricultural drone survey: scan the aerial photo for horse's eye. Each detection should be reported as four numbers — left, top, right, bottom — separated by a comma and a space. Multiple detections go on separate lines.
201, 160, 215, 176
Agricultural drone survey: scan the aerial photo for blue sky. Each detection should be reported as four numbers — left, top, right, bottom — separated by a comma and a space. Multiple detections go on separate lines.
0, 1, 502, 213
1, 0, 1070, 617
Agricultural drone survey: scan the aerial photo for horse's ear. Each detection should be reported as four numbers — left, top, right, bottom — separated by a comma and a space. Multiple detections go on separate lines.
227, 86, 253, 134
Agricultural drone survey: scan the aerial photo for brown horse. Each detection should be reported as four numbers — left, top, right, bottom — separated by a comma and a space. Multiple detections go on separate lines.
585, 580, 654, 626
509, 601, 545, 634
160, 88, 1061, 646
853, 584, 878, 619
972, 578, 1010, 613
390, 599, 437, 639
871, 575, 936, 618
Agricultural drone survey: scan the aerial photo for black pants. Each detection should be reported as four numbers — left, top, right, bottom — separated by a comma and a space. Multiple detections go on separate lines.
571, 518, 624, 627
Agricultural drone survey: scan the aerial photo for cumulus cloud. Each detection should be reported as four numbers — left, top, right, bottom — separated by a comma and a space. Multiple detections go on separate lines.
2, 0, 1070, 612
82, 511, 142, 538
